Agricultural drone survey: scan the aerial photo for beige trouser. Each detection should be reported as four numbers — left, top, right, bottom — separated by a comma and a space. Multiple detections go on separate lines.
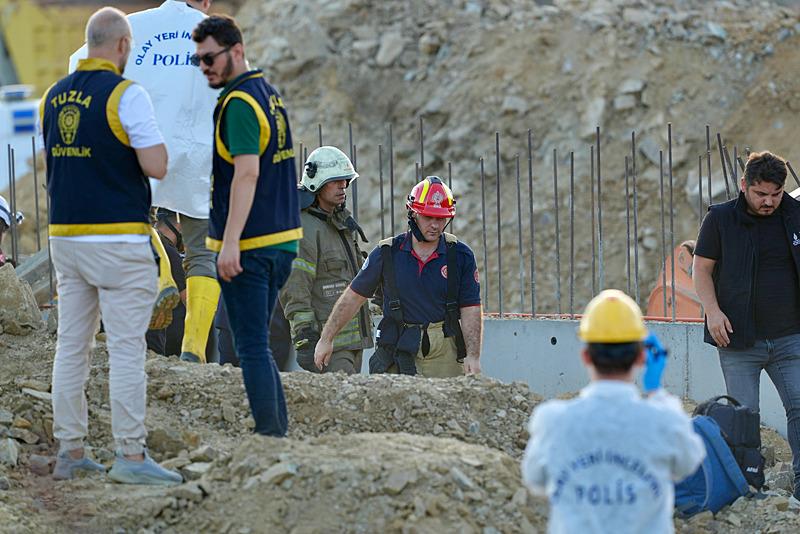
388, 321, 464, 377
50, 239, 156, 456
326, 349, 363, 375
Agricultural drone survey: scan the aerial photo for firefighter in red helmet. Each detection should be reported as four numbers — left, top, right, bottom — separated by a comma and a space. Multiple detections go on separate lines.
314, 176, 483, 377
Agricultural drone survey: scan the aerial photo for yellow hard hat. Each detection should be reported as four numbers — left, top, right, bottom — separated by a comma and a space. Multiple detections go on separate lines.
578, 289, 647, 343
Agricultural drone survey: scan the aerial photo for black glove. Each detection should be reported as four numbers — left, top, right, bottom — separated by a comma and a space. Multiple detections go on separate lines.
294, 328, 321, 372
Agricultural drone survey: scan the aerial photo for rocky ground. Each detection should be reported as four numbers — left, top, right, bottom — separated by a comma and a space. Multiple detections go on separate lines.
0, 314, 798, 533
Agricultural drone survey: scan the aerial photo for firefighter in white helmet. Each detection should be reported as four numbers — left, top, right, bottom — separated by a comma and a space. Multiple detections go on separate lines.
279, 146, 372, 374
521, 289, 705, 534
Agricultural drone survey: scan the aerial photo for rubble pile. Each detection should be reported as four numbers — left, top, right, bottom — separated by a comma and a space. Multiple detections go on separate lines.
232, 0, 800, 312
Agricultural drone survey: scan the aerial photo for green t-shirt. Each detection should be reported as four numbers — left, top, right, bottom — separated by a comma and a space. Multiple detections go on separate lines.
220, 78, 299, 254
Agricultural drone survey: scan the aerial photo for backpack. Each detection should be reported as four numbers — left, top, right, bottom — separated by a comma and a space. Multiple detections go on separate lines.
694, 395, 765, 489
674, 416, 750, 517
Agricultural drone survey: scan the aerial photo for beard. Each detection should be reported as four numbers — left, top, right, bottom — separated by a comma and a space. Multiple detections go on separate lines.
208, 54, 234, 89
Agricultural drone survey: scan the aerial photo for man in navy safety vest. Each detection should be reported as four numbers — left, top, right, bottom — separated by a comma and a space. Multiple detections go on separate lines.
314, 176, 483, 377
70, 0, 222, 364
192, 15, 301, 436
42, 7, 181, 485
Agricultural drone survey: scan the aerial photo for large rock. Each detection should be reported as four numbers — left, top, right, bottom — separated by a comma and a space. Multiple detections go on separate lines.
0, 438, 19, 466
375, 31, 405, 67
0, 263, 44, 335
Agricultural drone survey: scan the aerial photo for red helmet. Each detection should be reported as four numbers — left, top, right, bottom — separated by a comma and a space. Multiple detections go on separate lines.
406, 176, 456, 218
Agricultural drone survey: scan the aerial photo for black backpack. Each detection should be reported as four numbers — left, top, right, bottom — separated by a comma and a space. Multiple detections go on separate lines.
694, 395, 765, 489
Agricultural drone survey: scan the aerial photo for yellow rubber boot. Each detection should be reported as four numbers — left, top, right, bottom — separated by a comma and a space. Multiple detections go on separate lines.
179, 276, 221, 364
149, 227, 180, 330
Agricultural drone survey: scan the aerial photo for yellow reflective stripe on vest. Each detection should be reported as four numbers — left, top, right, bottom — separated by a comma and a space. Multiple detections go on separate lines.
291, 257, 316, 275
49, 222, 150, 236
106, 80, 134, 147
214, 90, 271, 164
206, 227, 303, 252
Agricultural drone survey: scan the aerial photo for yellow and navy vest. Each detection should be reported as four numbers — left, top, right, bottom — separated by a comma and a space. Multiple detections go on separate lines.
40, 58, 151, 237
207, 70, 302, 252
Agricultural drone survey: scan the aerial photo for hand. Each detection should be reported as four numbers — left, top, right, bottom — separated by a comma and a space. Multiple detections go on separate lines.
314, 337, 334, 371
463, 355, 481, 375
217, 242, 243, 282
294, 328, 321, 372
643, 333, 668, 393
706, 308, 733, 347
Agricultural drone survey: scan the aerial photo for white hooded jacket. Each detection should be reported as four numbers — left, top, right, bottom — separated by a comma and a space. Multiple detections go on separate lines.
69, 0, 218, 219
521, 382, 706, 534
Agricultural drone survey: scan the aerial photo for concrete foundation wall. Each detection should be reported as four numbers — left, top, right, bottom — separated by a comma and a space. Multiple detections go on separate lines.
479, 317, 787, 437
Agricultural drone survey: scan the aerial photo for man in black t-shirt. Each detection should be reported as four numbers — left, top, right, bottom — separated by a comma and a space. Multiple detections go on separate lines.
694, 151, 800, 506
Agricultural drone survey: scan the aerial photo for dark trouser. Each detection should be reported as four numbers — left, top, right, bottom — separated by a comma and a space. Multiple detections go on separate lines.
216, 295, 293, 371
718, 333, 800, 490
219, 248, 294, 437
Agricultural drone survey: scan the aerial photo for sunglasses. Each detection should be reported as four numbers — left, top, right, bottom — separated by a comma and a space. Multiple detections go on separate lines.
190, 46, 231, 67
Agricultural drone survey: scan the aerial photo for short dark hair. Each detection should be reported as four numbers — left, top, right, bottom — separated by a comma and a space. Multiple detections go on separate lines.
743, 151, 787, 188
587, 342, 642, 374
192, 14, 243, 47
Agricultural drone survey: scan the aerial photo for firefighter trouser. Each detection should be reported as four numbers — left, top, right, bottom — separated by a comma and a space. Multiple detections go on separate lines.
326, 350, 363, 375
386, 321, 463, 378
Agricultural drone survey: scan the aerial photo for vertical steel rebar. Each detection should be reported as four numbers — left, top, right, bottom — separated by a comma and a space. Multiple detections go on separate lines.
596, 127, 604, 290
45, 172, 53, 301
705, 125, 712, 207
389, 124, 395, 235
415, 162, 419, 182
553, 148, 562, 315
716, 133, 732, 199
298, 142, 304, 178
733, 146, 739, 182
495, 133, 503, 316
569, 151, 575, 318
590, 145, 596, 298
515, 154, 525, 313
419, 116, 425, 178
737, 156, 746, 173
9, 147, 18, 264
352, 144, 358, 220
698, 155, 703, 227
378, 144, 385, 239
786, 161, 800, 189
318, 123, 323, 147
632, 152, 640, 305
723, 145, 737, 195
625, 156, 631, 296
31, 137, 41, 252
668, 124, 676, 322
528, 130, 536, 316
448, 161, 454, 234
480, 157, 489, 309
631, 132, 640, 305
659, 151, 667, 318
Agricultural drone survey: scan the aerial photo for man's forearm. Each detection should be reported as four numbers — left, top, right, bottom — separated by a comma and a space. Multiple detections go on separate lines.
693, 268, 720, 313
223, 169, 258, 244
320, 288, 367, 342
460, 305, 483, 358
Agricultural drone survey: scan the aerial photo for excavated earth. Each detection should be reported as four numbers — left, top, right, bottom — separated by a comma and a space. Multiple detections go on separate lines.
0, 327, 798, 533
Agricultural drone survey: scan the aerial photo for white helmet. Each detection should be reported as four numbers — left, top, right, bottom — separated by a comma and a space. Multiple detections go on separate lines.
0, 195, 23, 228
300, 146, 358, 193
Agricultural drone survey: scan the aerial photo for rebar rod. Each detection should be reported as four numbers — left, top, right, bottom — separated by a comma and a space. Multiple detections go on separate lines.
590, 145, 596, 297
480, 157, 489, 309
668, 124, 676, 322
528, 130, 536, 316
625, 156, 631, 296
553, 148, 561, 315
659, 150, 667, 317
495, 132, 503, 316
389, 124, 395, 234
378, 144, 385, 239
716, 133, 732, 199
32, 137, 41, 252
569, 151, 575, 318
515, 154, 525, 313
596, 127, 604, 290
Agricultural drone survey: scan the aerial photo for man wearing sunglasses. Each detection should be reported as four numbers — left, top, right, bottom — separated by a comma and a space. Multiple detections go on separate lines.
192, 15, 301, 437
69, 0, 222, 366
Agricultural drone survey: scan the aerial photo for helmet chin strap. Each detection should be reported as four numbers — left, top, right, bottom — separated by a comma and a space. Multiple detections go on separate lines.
408, 212, 453, 242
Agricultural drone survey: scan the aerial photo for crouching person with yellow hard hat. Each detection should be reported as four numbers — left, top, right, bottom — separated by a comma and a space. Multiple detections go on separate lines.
521, 290, 705, 534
